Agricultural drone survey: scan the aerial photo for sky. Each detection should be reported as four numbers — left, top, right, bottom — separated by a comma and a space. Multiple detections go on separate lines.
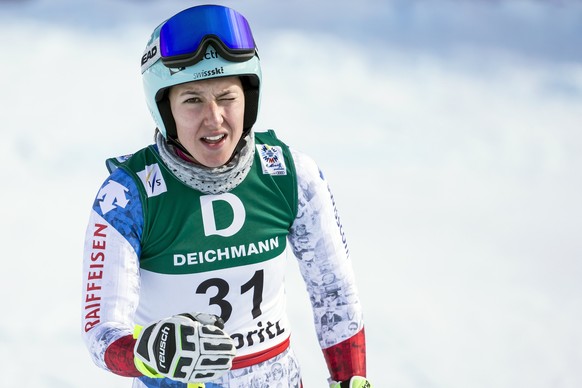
1, 0, 582, 387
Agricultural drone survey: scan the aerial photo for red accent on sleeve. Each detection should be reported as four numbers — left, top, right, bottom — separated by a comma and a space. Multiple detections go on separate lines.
322, 327, 367, 382
104, 334, 142, 377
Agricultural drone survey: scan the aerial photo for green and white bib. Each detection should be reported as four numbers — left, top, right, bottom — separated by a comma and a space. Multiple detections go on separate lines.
118, 131, 298, 356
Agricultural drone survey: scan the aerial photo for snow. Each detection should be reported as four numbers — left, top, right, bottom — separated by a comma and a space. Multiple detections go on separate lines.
1, 0, 582, 387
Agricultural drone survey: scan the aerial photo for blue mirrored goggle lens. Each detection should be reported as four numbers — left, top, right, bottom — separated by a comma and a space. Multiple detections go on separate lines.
160, 5, 255, 62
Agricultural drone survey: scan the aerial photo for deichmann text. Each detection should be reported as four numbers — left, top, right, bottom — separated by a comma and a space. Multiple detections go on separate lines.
173, 236, 280, 266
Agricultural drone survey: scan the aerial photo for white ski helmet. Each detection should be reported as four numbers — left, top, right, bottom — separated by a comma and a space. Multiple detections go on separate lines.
141, 5, 261, 140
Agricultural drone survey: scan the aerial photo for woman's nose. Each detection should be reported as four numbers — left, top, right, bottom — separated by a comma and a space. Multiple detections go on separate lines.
202, 101, 223, 127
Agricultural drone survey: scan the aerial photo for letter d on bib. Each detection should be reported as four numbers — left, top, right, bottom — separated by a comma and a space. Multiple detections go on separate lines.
200, 193, 246, 237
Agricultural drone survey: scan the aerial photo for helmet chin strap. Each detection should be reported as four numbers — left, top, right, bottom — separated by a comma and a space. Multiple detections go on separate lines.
166, 135, 192, 157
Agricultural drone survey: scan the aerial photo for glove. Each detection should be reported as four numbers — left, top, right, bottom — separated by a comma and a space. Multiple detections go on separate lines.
133, 313, 236, 383
330, 376, 373, 388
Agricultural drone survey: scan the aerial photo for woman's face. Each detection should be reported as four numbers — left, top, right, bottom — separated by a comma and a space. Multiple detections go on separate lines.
168, 76, 245, 167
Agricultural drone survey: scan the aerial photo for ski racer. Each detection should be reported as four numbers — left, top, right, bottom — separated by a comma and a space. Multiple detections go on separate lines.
81, 4, 372, 388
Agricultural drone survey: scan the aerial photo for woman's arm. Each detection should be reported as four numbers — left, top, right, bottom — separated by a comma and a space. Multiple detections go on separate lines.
81, 167, 144, 376
287, 149, 367, 382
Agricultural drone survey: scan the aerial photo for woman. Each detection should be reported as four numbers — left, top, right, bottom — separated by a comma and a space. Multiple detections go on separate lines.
81, 5, 371, 388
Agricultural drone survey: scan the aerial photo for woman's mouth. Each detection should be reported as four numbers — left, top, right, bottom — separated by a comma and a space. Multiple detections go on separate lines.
202, 134, 226, 144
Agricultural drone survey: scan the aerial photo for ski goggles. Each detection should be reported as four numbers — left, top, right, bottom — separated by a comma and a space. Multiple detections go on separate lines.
159, 5, 257, 68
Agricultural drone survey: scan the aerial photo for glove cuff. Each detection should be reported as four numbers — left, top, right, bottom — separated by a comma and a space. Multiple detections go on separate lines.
330, 376, 372, 388
132, 324, 163, 379
134, 356, 163, 379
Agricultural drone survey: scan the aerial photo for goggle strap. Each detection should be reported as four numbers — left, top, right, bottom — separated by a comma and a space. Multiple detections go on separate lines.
141, 37, 161, 74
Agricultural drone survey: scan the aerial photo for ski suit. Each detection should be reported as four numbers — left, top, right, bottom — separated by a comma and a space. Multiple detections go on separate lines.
81, 130, 366, 387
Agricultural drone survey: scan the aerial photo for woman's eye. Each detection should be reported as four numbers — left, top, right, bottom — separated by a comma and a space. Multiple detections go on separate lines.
219, 96, 236, 102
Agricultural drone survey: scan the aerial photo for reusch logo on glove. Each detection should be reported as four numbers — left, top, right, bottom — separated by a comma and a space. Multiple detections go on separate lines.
155, 323, 176, 373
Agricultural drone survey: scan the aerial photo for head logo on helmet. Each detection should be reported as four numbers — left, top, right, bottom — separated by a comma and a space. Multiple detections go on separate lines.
141, 44, 159, 70
141, 5, 262, 140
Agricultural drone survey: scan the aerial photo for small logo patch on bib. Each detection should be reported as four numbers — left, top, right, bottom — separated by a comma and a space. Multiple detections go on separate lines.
257, 144, 287, 176
137, 163, 168, 197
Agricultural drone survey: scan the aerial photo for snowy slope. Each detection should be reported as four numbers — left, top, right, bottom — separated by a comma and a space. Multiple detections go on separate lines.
1, 0, 582, 387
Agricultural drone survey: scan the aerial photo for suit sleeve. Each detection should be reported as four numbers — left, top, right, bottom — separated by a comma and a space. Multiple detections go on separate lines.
287, 149, 367, 381
81, 167, 144, 377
